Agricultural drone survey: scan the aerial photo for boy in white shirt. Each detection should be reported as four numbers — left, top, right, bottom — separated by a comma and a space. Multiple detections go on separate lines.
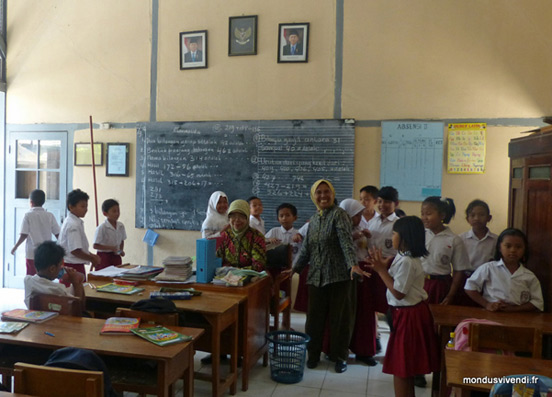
24, 241, 85, 308
11, 189, 60, 275
93, 199, 127, 270
248, 196, 266, 234
58, 189, 101, 280
265, 203, 299, 257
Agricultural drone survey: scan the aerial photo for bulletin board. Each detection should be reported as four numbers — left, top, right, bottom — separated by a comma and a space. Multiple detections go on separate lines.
380, 121, 444, 202
447, 123, 486, 174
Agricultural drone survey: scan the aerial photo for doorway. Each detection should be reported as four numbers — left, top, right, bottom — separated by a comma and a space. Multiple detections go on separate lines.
4, 131, 68, 288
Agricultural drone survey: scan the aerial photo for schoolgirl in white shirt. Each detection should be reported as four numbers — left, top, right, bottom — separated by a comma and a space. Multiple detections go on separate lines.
460, 199, 498, 270
201, 191, 229, 238
420, 196, 470, 305
368, 216, 440, 397
465, 228, 543, 312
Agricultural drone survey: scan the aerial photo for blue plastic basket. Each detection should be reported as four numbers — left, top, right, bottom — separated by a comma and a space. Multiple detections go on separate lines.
266, 330, 310, 384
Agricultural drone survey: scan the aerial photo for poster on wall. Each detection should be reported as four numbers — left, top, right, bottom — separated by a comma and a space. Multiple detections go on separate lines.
380, 121, 444, 202
447, 123, 486, 174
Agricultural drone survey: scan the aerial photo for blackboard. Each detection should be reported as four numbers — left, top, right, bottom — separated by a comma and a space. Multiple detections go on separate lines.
136, 119, 355, 231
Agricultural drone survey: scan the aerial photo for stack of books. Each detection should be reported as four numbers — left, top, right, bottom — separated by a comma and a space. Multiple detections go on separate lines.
117, 265, 164, 281
154, 256, 193, 282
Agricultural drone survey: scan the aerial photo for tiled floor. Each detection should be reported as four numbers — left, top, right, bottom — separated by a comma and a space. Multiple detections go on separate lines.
0, 288, 434, 396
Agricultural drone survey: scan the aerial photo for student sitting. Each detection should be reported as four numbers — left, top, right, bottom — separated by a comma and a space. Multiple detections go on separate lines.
465, 228, 543, 312
24, 241, 85, 308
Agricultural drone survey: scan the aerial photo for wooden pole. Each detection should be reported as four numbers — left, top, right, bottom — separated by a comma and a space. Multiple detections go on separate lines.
89, 115, 99, 227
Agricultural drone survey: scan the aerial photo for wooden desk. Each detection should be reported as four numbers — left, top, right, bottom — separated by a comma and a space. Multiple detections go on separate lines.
0, 392, 35, 397
430, 304, 552, 397
0, 315, 203, 397
89, 272, 271, 392
446, 350, 552, 395
86, 284, 242, 397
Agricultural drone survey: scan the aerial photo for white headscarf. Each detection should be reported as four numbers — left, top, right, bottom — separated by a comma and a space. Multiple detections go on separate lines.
339, 198, 365, 218
201, 191, 229, 238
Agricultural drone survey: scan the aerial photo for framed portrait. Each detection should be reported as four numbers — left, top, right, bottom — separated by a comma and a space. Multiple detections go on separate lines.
180, 30, 208, 70
278, 23, 309, 63
228, 15, 257, 56
106, 143, 130, 177
74, 142, 103, 166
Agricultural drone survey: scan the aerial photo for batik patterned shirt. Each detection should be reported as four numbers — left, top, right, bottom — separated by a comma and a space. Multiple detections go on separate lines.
216, 226, 266, 272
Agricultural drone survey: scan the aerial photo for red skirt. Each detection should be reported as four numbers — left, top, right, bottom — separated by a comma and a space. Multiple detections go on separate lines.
349, 270, 377, 356
25, 259, 37, 276
382, 302, 440, 377
423, 276, 452, 304
293, 265, 309, 313
97, 252, 122, 270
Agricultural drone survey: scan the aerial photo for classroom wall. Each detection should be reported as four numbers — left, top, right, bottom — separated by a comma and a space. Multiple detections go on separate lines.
6, 0, 552, 266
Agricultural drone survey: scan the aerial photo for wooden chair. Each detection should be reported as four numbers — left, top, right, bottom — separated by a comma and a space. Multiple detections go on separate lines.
14, 362, 103, 397
114, 307, 179, 326
29, 293, 82, 317
266, 244, 293, 330
469, 323, 543, 358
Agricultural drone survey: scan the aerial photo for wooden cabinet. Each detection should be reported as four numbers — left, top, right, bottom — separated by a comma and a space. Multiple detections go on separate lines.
509, 129, 552, 311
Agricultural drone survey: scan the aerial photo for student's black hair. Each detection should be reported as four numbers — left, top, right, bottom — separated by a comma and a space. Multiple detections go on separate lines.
395, 209, 406, 218
276, 203, 297, 217
392, 216, 428, 258
29, 189, 46, 207
66, 189, 89, 209
34, 241, 65, 271
494, 228, 529, 263
102, 199, 119, 213
422, 196, 456, 224
377, 186, 399, 203
359, 185, 379, 199
247, 196, 261, 204
465, 199, 491, 217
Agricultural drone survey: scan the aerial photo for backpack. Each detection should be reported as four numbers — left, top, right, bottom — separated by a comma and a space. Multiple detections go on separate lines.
44, 347, 119, 397
130, 296, 177, 313
490, 374, 552, 396
452, 318, 513, 355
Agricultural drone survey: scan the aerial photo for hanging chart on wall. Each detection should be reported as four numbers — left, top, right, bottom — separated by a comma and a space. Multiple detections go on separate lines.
135, 119, 355, 231
380, 121, 444, 202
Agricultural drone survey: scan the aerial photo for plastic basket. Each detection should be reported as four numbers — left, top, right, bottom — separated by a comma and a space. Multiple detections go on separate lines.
266, 330, 310, 384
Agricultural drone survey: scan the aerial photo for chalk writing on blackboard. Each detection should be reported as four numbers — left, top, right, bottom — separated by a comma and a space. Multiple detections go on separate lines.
380, 121, 444, 202
136, 120, 355, 230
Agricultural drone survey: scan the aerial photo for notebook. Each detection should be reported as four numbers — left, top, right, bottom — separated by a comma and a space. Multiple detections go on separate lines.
100, 317, 140, 335
96, 283, 145, 295
131, 326, 192, 346
1, 309, 59, 323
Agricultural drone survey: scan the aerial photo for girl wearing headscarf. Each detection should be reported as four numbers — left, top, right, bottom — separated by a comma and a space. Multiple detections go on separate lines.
216, 199, 266, 272
290, 180, 369, 374
201, 191, 229, 238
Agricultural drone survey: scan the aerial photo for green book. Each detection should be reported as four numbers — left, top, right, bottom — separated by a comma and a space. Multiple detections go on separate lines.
131, 326, 192, 346
96, 283, 145, 295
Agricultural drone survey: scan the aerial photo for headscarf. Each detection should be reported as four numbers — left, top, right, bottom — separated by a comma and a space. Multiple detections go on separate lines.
339, 199, 365, 218
201, 191, 228, 238
228, 199, 250, 238
310, 179, 336, 214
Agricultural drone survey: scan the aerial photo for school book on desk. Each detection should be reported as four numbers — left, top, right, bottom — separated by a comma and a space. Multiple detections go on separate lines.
0, 321, 29, 333
131, 325, 192, 346
96, 283, 145, 295
100, 317, 140, 335
1, 309, 58, 323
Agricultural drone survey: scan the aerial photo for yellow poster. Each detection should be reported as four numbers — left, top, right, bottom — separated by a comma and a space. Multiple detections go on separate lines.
447, 123, 486, 174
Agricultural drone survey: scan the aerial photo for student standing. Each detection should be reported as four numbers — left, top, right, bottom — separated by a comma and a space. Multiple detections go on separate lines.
420, 196, 470, 304
201, 191, 229, 238
58, 189, 101, 279
359, 185, 379, 231
368, 216, 440, 397
93, 199, 127, 270
11, 189, 60, 275
465, 228, 543, 312
247, 196, 266, 234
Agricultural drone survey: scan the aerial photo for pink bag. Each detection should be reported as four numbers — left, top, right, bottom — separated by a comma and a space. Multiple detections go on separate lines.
452, 318, 514, 355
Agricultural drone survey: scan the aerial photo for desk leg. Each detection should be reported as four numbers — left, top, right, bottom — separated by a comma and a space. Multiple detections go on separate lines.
211, 322, 221, 397
184, 348, 194, 397
230, 317, 238, 395
434, 325, 453, 397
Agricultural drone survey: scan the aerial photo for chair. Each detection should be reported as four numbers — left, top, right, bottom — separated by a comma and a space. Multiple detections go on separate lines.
266, 244, 293, 330
114, 307, 179, 326
13, 362, 103, 397
29, 293, 82, 317
469, 323, 543, 358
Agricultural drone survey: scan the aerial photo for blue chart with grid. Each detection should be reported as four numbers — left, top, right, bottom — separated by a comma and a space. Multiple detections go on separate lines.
136, 119, 355, 231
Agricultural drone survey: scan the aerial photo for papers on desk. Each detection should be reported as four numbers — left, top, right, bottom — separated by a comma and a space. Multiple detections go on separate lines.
0, 321, 29, 333
96, 283, 145, 295
212, 267, 268, 287
90, 265, 164, 280
90, 265, 130, 277
1, 309, 59, 323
